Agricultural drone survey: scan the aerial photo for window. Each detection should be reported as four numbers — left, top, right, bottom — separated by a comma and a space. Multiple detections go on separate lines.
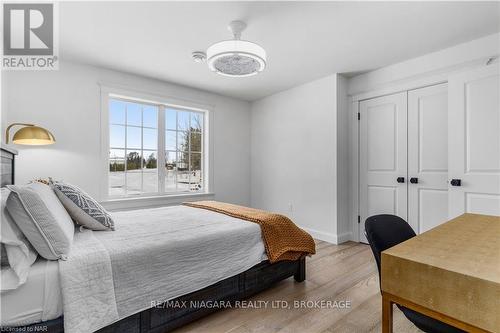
107, 96, 207, 197
165, 108, 204, 193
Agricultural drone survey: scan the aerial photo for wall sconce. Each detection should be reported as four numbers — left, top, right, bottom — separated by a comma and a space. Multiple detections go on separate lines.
5, 123, 56, 145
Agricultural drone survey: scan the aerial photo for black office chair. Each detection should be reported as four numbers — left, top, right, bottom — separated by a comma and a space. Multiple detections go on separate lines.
364, 214, 465, 333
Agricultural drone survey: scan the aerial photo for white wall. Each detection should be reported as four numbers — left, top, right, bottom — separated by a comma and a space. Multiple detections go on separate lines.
336, 75, 350, 241
348, 33, 500, 95
2, 61, 252, 206
250, 74, 349, 243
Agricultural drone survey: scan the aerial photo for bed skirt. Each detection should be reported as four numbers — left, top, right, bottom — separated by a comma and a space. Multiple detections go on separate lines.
10, 257, 305, 333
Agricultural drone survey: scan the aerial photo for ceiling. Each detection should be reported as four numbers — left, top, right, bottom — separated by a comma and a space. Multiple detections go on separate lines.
60, 2, 500, 101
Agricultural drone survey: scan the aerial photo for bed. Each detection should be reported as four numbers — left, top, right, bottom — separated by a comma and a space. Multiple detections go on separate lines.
0, 146, 307, 333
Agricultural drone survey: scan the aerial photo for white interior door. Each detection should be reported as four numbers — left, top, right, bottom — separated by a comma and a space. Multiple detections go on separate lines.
359, 92, 408, 242
448, 64, 500, 217
408, 84, 449, 233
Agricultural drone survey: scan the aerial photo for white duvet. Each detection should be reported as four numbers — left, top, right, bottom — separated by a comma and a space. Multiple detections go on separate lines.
58, 205, 266, 333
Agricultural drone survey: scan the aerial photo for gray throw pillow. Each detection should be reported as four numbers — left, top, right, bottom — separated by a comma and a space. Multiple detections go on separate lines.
6, 182, 74, 260
50, 180, 114, 231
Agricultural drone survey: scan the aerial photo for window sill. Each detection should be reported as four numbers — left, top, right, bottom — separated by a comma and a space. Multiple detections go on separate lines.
100, 192, 215, 211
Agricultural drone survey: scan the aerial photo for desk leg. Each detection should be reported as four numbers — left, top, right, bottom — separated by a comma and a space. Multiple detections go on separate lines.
382, 293, 393, 333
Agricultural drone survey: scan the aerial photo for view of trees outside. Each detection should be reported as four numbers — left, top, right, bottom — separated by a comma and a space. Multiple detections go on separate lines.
108, 99, 203, 196
165, 108, 203, 193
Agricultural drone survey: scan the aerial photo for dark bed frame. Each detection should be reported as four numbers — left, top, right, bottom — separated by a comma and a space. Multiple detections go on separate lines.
1, 146, 306, 333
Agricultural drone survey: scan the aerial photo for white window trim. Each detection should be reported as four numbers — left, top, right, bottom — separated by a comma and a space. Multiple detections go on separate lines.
101, 192, 216, 212
99, 83, 215, 203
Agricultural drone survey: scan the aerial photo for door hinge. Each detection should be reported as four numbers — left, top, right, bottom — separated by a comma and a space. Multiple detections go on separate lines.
357, 112, 360, 120
358, 215, 361, 224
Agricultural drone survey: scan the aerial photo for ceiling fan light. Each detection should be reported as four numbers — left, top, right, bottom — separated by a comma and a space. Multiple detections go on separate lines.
206, 39, 266, 77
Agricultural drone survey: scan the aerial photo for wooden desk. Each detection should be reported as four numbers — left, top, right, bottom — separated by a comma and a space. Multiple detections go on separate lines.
381, 213, 500, 333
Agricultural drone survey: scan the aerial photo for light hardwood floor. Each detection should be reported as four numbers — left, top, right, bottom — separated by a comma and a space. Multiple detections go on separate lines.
174, 240, 423, 333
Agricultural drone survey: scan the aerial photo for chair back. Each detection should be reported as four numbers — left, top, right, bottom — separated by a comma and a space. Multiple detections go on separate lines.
364, 214, 416, 290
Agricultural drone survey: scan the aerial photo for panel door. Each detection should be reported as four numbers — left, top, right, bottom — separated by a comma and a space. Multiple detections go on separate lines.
448, 64, 500, 217
359, 92, 408, 242
408, 84, 449, 233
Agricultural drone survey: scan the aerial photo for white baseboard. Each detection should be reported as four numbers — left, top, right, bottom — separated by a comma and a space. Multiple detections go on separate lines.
302, 227, 352, 245
336, 232, 353, 244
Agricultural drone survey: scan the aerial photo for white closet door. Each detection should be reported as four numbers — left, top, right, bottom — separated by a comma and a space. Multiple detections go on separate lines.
448, 64, 500, 217
408, 84, 449, 233
359, 92, 408, 242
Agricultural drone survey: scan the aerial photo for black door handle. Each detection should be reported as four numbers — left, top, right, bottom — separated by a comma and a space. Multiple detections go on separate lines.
410, 177, 418, 184
450, 179, 461, 186
397, 177, 405, 183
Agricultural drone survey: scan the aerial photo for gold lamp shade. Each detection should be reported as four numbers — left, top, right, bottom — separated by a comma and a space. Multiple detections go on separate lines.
6, 123, 56, 145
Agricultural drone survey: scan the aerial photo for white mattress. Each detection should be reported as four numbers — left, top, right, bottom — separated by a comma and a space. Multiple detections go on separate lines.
1, 259, 62, 326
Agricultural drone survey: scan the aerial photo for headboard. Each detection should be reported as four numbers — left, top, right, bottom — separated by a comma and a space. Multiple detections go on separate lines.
1, 145, 17, 186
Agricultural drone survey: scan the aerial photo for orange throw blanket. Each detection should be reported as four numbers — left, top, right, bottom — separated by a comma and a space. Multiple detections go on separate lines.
183, 201, 316, 263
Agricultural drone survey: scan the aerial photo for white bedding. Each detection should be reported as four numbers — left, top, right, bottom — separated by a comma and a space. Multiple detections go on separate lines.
59, 205, 266, 333
1, 259, 62, 326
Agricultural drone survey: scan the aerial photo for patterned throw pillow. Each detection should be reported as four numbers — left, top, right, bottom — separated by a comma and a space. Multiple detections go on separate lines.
50, 180, 115, 231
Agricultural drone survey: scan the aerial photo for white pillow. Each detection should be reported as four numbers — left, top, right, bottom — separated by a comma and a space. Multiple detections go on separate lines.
6, 182, 74, 260
0, 188, 38, 291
